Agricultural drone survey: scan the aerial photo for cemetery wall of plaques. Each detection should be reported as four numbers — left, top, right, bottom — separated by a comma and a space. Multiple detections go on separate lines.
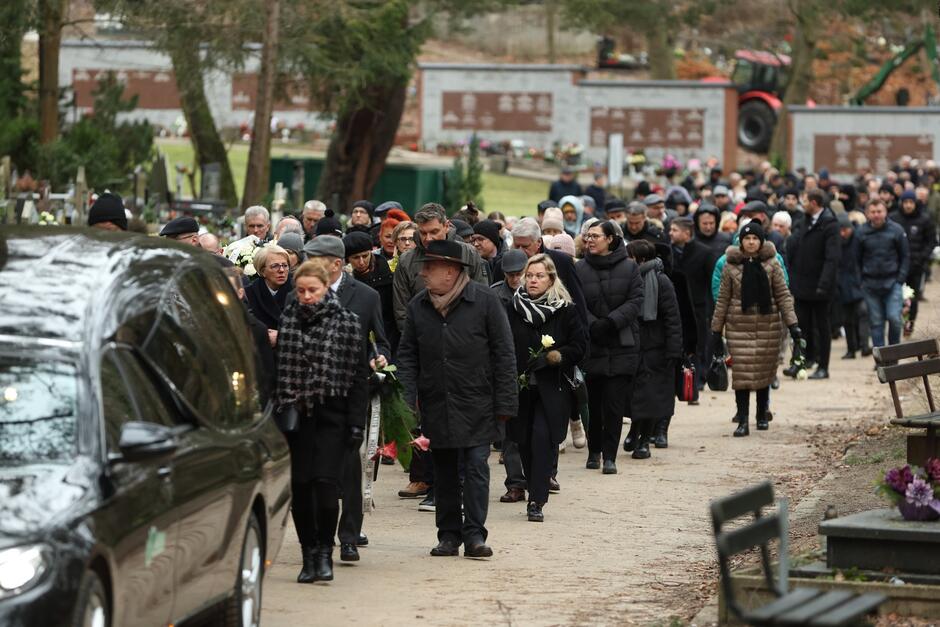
788, 106, 940, 181
419, 64, 739, 168
59, 40, 330, 132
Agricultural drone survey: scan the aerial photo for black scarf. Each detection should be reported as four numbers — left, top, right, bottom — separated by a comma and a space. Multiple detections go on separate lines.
512, 285, 566, 327
740, 256, 772, 314
275, 292, 362, 409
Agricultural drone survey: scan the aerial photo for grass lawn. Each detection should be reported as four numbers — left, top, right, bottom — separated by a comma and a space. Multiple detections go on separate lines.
155, 138, 545, 217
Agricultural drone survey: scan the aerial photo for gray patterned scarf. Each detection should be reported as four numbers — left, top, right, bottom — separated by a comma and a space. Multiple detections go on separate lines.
638, 258, 663, 322
275, 292, 362, 410
512, 285, 566, 327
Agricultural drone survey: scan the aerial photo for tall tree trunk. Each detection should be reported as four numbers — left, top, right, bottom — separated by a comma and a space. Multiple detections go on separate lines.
768, 0, 820, 162
316, 82, 407, 212
546, 0, 557, 64
38, 0, 67, 144
644, 27, 675, 80
242, 0, 281, 209
166, 32, 238, 209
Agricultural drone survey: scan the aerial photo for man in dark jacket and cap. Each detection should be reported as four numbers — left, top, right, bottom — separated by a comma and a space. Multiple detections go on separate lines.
890, 189, 936, 335
160, 216, 200, 246
836, 213, 869, 358
471, 219, 505, 284
856, 198, 910, 348
397, 239, 517, 559
693, 203, 731, 257
548, 166, 582, 203
670, 216, 715, 389
87, 192, 127, 231
785, 189, 841, 379
344, 230, 398, 355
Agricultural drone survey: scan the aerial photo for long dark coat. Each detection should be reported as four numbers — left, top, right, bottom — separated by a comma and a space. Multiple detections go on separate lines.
352, 253, 399, 354
245, 277, 291, 330
397, 280, 518, 449
786, 207, 841, 301
628, 268, 683, 420
574, 242, 644, 377
505, 301, 587, 446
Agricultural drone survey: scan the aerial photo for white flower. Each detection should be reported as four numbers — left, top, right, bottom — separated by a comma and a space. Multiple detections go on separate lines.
903, 284, 915, 301
795, 368, 808, 381
244, 264, 257, 277
541, 335, 555, 349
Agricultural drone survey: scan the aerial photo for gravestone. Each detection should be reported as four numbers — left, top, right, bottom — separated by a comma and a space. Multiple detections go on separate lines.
819, 509, 940, 575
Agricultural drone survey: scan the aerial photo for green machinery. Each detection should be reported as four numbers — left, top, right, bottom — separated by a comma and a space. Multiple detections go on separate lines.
850, 24, 940, 105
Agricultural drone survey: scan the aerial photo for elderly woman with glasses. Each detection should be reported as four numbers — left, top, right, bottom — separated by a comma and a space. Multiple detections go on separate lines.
505, 254, 586, 522
245, 244, 293, 335
389, 220, 418, 271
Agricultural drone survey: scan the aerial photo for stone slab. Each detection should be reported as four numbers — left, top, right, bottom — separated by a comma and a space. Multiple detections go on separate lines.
819, 509, 940, 575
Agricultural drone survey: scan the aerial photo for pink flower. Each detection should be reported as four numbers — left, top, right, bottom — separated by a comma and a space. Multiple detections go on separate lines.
410, 435, 431, 452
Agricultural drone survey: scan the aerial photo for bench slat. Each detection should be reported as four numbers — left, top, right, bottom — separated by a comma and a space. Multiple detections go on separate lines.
877, 358, 940, 384
811, 593, 886, 627
873, 339, 939, 365
710, 481, 775, 526
776, 589, 855, 624
747, 588, 823, 623
890, 413, 940, 427
717, 515, 781, 557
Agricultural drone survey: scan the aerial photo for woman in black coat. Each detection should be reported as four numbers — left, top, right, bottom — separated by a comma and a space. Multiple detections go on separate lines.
622, 240, 683, 459
245, 244, 293, 331
574, 220, 644, 474
275, 261, 370, 584
506, 253, 587, 522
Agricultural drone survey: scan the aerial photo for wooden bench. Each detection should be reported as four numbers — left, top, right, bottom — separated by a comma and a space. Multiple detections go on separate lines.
711, 482, 885, 626
872, 338, 940, 466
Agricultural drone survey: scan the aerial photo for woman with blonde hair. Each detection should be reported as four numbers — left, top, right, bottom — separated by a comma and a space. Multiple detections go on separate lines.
504, 253, 586, 522
245, 244, 292, 331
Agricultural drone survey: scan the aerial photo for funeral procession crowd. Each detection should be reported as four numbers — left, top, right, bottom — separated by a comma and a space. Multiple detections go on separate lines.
83, 155, 940, 584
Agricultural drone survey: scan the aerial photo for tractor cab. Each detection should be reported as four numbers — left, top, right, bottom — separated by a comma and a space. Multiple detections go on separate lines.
730, 50, 789, 99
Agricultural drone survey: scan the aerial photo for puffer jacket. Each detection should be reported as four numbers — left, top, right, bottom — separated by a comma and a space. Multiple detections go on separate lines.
855, 220, 910, 292
711, 242, 798, 391
574, 241, 644, 376
890, 205, 936, 270
392, 227, 489, 331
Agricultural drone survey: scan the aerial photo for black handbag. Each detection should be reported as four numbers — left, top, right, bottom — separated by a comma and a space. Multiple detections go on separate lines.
273, 404, 300, 433
706, 355, 729, 392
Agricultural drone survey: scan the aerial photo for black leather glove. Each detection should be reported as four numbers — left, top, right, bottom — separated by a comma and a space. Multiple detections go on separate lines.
347, 426, 365, 449
589, 318, 614, 342
788, 324, 802, 341
814, 287, 828, 299
712, 331, 725, 359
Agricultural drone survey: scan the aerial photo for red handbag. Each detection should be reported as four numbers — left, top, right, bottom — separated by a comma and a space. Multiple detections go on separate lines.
675, 361, 696, 402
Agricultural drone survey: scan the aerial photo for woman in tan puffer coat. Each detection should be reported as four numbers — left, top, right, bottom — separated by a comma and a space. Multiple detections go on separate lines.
712, 222, 801, 437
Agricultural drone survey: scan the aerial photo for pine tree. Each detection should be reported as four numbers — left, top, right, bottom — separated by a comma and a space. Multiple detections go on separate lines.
445, 154, 465, 213
464, 134, 484, 210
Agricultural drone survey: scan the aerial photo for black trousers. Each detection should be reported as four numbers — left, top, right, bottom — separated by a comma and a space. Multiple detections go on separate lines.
338, 446, 363, 544
518, 398, 553, 504
693, 303, 709, 388
291, 479, 340, 548
431, 444, 489, 545
735, 387, 770, 419
586, 373, 631, 461
908, 265, 925, 322
409, 447, 434, 485
795, 298, 832, 370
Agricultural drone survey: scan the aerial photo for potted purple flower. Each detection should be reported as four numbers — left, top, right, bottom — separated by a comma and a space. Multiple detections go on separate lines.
877, 459, 940, 521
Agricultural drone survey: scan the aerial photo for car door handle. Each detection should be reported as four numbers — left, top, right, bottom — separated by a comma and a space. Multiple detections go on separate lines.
157, 465, 172, 478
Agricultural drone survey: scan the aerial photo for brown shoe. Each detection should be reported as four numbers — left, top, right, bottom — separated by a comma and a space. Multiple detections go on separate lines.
500, 488, 526, 503
398, 481, 430, 499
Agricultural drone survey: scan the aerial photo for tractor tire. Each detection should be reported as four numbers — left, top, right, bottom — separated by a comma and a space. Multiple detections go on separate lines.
738, 100, 776, 153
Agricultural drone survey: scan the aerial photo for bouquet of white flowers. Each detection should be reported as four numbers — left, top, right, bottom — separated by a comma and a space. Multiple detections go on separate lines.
222, 235, 262, 276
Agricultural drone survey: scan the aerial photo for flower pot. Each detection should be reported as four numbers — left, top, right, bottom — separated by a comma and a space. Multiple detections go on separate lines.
898, 501, 940, 522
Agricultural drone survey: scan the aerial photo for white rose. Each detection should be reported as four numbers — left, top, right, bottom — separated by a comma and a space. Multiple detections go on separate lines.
244, 264, 257, 277
541, 335, 555, 349
795, 368, 808, 381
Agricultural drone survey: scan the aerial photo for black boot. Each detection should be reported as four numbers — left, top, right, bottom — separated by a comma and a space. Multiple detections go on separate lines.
622, 423, 638, 452
652, 417, 670, 449
313, 546, 334, 582
734, 415, 749, 437
297, 545, 318, 584
756, 411, 769, 430
632, 435, 651, 459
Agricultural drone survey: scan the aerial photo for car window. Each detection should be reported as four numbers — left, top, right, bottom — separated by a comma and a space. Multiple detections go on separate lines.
0, 358, 78, 465
113, 350, 184, 430
100, 354, 138, 455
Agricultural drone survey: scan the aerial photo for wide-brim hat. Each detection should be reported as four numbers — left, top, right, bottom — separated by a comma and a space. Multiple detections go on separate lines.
417, 239, 470, 266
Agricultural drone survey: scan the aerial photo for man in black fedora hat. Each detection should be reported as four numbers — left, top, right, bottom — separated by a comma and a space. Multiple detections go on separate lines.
397, 239, 517, 559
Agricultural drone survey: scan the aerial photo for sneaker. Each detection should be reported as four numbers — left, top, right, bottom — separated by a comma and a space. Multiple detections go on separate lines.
398, 481, 430, 499
418, 495, 436, 512
569, 419, 587, 449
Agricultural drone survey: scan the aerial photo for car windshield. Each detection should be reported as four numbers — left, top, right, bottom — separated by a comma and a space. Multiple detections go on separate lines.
0, 358, 79, 465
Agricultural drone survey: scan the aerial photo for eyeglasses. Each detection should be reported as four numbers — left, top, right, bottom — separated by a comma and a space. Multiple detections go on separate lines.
525, 273, 549, 280
583, 234, 604, 240
397, 236, 415, 243
268, 263, 289, 271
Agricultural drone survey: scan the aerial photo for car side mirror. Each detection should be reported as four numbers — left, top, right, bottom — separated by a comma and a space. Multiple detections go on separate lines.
117, 421, 177, 462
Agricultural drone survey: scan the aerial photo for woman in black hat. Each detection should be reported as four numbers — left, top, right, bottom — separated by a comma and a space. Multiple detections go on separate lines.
505, 254, 585, 521
276, 260, 369, 583
711, 222, 800, 436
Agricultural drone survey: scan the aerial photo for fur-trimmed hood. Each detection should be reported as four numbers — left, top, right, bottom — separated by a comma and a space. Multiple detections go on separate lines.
725, 241, 777, 264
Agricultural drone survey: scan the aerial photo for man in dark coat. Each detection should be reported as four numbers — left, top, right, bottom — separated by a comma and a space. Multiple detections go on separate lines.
836, 214, 869, 358
670, 217, 714, 391
693, 203, 732, 258
890, 190, 936, 335
856, 198, 910, 348
548, 166, 583, 203
344, 231, 399, 355
397, 240, 517, 559
584, 173, 607, 216
784, 189, 841, 379
301, 235, 390, 562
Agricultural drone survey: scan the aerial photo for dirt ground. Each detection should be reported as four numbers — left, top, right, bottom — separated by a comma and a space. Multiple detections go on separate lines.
259, 284, 940, 627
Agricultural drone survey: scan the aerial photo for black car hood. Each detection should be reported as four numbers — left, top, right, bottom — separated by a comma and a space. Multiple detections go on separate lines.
0, 462, 93, 543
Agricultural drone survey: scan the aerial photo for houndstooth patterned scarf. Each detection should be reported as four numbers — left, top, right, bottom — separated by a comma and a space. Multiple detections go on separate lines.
275, 292, 362, 409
